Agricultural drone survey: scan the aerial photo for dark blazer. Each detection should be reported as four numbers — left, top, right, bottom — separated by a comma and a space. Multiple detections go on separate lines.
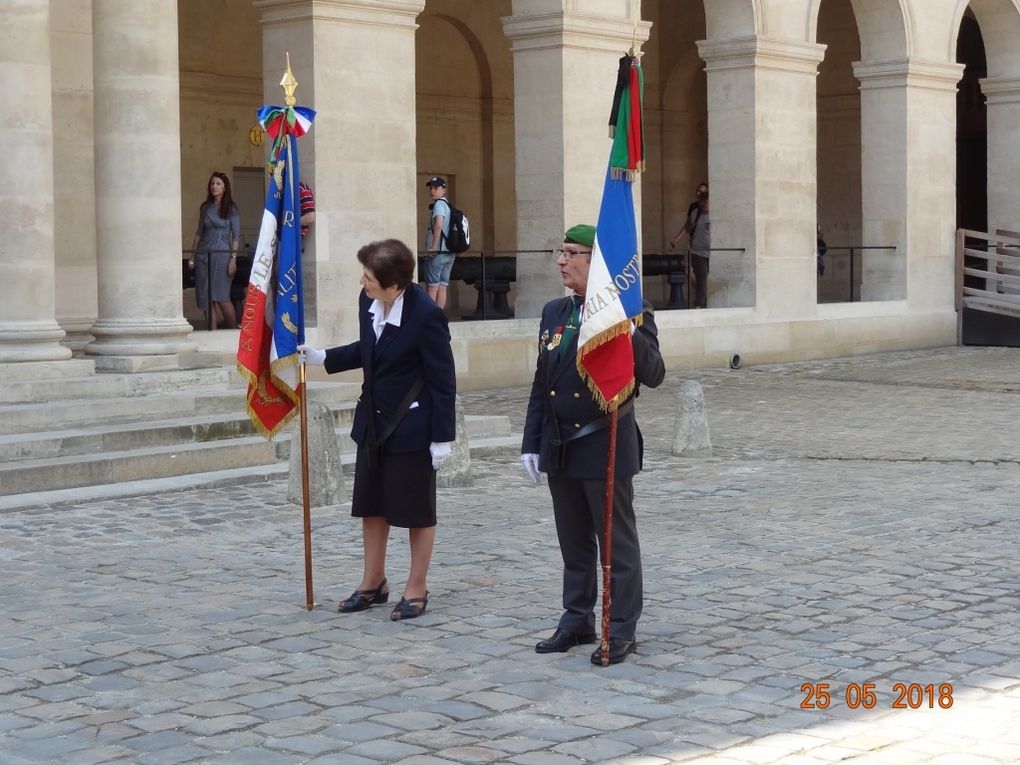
324, 283, 456, 453
522, 297, 665, 480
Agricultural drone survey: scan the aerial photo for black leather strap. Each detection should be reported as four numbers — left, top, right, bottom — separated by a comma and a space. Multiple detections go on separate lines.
559, 398, 634, 444
374, 375, 425, 447
364, 374, 425, 467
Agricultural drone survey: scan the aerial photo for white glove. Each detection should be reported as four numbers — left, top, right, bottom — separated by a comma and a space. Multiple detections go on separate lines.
430, 442, 452, 470
297, 345, 326, 366
521, 453, 541, 484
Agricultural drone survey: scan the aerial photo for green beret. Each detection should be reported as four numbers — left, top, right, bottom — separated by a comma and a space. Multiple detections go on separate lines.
564, 224, 595, 248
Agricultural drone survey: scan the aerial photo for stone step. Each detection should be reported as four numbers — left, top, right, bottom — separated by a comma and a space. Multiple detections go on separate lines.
0, 437, 282, 496
0, 405, 507, 462
0, 433, 522, 511
0, 416, 516, 497
1, 366, 237, 405
0, 380, 362, 435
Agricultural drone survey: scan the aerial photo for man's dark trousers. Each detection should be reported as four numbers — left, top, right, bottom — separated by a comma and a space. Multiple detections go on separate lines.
548, 475, 642, 641
691, 253, 709, 308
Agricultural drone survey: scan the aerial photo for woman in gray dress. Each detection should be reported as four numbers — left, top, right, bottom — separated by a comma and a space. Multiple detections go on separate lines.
189, 172, 240, 329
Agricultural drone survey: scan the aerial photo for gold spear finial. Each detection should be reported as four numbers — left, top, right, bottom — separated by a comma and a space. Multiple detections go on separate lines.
281, 52, 298, 107
629, 0, 640, 58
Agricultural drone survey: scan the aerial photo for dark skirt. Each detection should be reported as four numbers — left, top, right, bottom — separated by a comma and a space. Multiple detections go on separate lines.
351, 445, 436, 528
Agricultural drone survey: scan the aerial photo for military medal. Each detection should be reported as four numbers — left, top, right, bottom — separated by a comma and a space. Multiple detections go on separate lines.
547, 325, 564, 351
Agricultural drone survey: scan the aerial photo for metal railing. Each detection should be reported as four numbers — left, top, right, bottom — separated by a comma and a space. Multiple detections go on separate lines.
416, 250, 546, 321
817, 246, 897, 303
182, 243, 908, 324
644, 248, 746, 310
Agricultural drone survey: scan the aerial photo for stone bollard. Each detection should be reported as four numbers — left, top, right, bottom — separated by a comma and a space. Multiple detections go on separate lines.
437, 395, 472, 488
288, 401, 345, 506
672, 380, 712, 456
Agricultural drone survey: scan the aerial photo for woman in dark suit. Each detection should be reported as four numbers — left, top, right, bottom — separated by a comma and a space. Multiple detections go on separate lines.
299, 239, 456, 621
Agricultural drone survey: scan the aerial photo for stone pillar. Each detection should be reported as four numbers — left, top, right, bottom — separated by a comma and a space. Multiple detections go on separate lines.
256, 0, 425, 344
288, 402, 345, 507
437, 395, 471, 488
853, 60, 963, 309
502, 4, 651, 318
51, 0, 98, 354
87, 0, 195, 370
982, 77, 1020, 298
698, 37, 825, 318
980, 77, 1020, 234
0, 1, 73, 364
671, 380, 711, 456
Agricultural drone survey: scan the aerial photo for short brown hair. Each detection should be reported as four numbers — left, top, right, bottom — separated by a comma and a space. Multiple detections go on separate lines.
357, 239, 415, 290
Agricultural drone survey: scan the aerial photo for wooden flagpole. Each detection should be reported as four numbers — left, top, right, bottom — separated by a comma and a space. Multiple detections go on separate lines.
600, 408, 620, 666
299, 359, 313, 610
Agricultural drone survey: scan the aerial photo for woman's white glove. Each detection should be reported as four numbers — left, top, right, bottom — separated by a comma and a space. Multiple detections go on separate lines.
430, 442, 452, 470
521, 453, 541, 484
297, 345, 326, 366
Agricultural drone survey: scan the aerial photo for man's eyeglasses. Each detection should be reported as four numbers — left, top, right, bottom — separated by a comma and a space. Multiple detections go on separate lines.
555, 248, 592, 260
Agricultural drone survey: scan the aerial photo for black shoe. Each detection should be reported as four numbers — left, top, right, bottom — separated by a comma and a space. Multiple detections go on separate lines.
535, 628, 598, 654
590, 638, 636, 666
390, 592, 429, 621
338, 579, 389, 613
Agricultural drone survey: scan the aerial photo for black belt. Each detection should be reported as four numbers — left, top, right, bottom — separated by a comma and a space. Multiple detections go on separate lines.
552, 398, 634, 447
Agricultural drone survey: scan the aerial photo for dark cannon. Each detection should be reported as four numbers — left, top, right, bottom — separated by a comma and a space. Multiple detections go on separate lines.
641, 253, 689, 309
418, 254, 517, 320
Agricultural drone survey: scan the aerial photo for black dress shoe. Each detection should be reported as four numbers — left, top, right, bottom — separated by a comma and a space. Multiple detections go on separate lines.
535, 628, 598, 654
590, 638, 636, 666
338, 579, 388, 613
390, 592, 429, 621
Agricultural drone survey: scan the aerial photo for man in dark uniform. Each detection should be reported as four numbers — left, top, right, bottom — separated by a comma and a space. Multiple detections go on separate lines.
521, 224, 666, 665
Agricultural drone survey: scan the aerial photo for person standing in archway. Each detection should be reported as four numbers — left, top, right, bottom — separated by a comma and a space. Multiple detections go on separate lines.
423, 176, 454, 308
671, 182, 710, 309
189, 172, 240, 329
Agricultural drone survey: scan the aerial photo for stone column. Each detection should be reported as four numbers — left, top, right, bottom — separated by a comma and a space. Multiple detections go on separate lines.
698, 37, 825, 318
853, 60, 963, 309
51, 0, 98, 354
256, 0, 426, 343
0, 1, 73, 364
502, 4, 651, 318
980, 77, 1020, 234
87, 0, 195, 370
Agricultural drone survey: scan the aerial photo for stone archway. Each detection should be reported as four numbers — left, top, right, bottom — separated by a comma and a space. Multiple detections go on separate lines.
957, 8, 988, 234
703, 0, 763, 39
815, 0, 916, 304
958, 0, 1020, 234
641, 2, 708, 245
415, 2, 514, 317
815, 0, 863, 303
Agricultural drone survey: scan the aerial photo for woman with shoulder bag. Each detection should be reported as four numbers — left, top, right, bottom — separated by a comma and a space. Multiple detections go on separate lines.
299, 239, 457, 621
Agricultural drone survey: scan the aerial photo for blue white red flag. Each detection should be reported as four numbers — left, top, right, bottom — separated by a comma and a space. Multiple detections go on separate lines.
576, 166, 642, 411
236, 104, 315, 438
577, 54, 645, 412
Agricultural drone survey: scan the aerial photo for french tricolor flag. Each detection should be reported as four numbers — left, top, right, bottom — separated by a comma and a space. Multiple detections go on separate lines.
236, 105, 314, 438
576, 53, 644, 413
576, 166, 643, 411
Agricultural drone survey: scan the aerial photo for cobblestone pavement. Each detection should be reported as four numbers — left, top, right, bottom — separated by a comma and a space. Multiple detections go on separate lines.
2, 346, 1019, 765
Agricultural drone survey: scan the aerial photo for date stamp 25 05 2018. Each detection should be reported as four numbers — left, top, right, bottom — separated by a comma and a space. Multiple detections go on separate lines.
800, 682, 955, 710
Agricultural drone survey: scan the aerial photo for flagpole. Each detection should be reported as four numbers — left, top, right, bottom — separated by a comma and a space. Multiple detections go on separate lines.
600, 408, 619, 666
299, 357, 313, 610
282, 56, 314, 611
